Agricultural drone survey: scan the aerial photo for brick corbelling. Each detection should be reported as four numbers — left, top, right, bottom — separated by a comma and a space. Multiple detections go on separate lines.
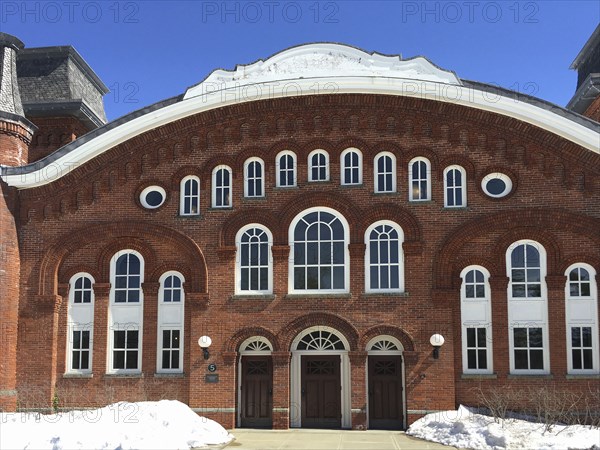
0, 120, 34, 144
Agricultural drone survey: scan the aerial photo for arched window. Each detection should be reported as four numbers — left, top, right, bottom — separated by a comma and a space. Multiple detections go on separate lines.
212, 165, 232, 208
308, 150, 329, 182
374, 152, 396, 193
157, 272, 185, 373
236, 225, 273, 294
506, 241, 548, 374
67, 273, 95, 374
365, 221, 404, 292
296, 329, 346, 351
444, 165, 466, 207
340, 148, 362, 185
565, 264, 598, 374
460, 266, 493, 373
408, 157, 431, 201
244, 158, 264, 198
180, 176, 200, 216
109, 250, 144, 373
276, 151, 296, 187
289, 208, 349, 293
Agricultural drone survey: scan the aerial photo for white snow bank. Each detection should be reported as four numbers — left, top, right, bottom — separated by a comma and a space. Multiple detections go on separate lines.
0, 400, 235, 450
407, 405, 600, 450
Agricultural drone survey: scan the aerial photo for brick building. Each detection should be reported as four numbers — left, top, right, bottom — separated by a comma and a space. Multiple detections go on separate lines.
0, 30, 598, 430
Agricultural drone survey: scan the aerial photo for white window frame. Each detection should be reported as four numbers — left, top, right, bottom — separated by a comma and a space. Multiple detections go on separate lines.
340, 148, 362, 185
108, 250, 144, 374
212, 165, 232, 208
244, 157, 265, 198
374, 152, 396, 193
506, 240, 549, 374
460, 266, 493, 374
565, 263, 598, 374
276, 150, 296, 187
66, 273, 95, 374
235, 225, 273, 295
308, 149, 329, 182
444, 165, 467, 207
364, 220, 404, 293
288, 207, 350, 294
157, 271, 185, 373
180, 175, 200, 216
408, 157, 431, 201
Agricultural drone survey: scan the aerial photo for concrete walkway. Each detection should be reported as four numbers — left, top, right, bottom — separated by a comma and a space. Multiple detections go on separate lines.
226, 429, 457, 449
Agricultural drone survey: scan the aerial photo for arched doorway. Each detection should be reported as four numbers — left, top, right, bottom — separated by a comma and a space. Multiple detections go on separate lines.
290, 327, 351, 428
366, 335, 405, 430
237, 337, 273, 428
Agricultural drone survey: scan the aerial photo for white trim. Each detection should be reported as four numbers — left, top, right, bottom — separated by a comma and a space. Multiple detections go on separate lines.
564, 263, 599, 374
481, 172, 512, 199
364, 220, 405, 293
66, 272, 95, 375
156, 271, 185, 374
374, 152, 396, 193
179, 175, 200, 216
139, 185, 166, 209
366, 335, 405, 353
308, 149, 329, 182
243, 157, 265, 198
340, 147, 362, 186
4, 73, 598, 189
235, 224, 273, 295
212, 165, 232, 208
290, 326, 350, 429
444, 165, 467, 207
408, 157, 431, 201
288, 207, 350, 294
276, 150, 296, 187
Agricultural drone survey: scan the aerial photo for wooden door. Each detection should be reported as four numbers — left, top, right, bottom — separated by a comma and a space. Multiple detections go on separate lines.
301, 355, 341, 428
368, 355, 403, 429
241, 356, 272, 428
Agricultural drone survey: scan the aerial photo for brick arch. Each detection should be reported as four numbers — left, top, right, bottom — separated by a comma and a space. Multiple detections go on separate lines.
58, 265, 101, 285
170, 166, 203, 190
39, 222, 208, 296
97, 238, 156, 282
437, 154, 476, 179
403, 147, 440, 173
220, 209, 281, 246
266, 140, 303, 162
235, 146, 268, 171
225, 327, 281, 353
148, 262, 194, 286
558, 255, 600, 275
448, 257, 501, 289
298, 138, 336, 161
278, 192, 363, 242
279, 312, 360, 351
493, 228, 562, 276
201, 156, 237, 179
433, 209, 600, 289
358, 204, 422, 243
360, 325, 416, 352
334, 138, 373, 158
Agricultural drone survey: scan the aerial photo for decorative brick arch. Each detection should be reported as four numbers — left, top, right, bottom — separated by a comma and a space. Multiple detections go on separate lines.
97, 238, 157, 282
279, 192, 363, 242
359, 204, 422, 243
558, 254, 600, 274
448, 256, 501, 289
360, 325, 416, 352
266, 140, 303, 162
38, 222, 208, 296
235, 146, 268, 171
298, 138, 336, 161
220, 209, 281, 246
434, 209, 600, 289
437, 154, 476, 179
334, 137, 372, 158
225, 327, 281, 353
279, 312, 360, 351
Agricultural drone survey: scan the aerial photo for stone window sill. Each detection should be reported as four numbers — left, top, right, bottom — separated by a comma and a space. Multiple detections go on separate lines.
230, 294, 275, 301
285, 293, 352, 300
104, 373, 144, 379
507, 373, 553, 379
361, 291, 409, 298
154, 372, 185, 378
461, 373, 497, 379
63, 373, 93, 379
565, 374, 600, 380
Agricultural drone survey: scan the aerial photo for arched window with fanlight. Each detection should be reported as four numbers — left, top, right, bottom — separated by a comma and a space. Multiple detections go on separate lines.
157, 271, 185, 373
236, 225, 273, 295
66, 273, 95, 374
565, 263, 598, 374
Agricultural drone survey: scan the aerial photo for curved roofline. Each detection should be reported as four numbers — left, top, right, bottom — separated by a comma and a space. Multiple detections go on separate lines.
1, 43, 599, 189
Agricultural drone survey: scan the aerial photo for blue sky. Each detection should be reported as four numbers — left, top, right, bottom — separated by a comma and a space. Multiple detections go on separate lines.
2, 1, 598, 121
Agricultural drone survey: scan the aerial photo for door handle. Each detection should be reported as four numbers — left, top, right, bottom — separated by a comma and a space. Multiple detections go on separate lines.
269, 388, 273, 396
301, 388, 306, 396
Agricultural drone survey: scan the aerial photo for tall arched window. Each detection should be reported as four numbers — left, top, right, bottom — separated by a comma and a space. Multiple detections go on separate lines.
341, 148, 362, 185
289, 208, 349, 293
244, 158, 264, 198
212, 165, 232, 208
374, 152, 396, 193
408, 157, 431, 201
565, 264, 598, 374
67, 273, 95, 374
308, 150, 329, 182
507, 241, 548, 374
365, 221, 404, 292
444, 165, 466, 207
180, 176, 200, 216
460, 266, 493, 373
236, 225, 273, 294
109, 250, 144, 373
276, 151, 296, 187
157, 272, 185, 373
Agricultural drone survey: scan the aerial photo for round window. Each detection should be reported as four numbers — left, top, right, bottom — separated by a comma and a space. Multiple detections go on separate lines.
140, 186, 166, 209
481, 173, 512, 198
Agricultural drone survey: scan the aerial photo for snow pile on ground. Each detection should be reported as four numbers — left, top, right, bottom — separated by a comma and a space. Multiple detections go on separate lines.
0, 400, 235, 449
407, 405, 600, 450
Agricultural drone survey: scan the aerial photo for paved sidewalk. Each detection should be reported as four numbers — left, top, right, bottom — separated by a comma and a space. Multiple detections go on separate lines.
226, 429, 456, 449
